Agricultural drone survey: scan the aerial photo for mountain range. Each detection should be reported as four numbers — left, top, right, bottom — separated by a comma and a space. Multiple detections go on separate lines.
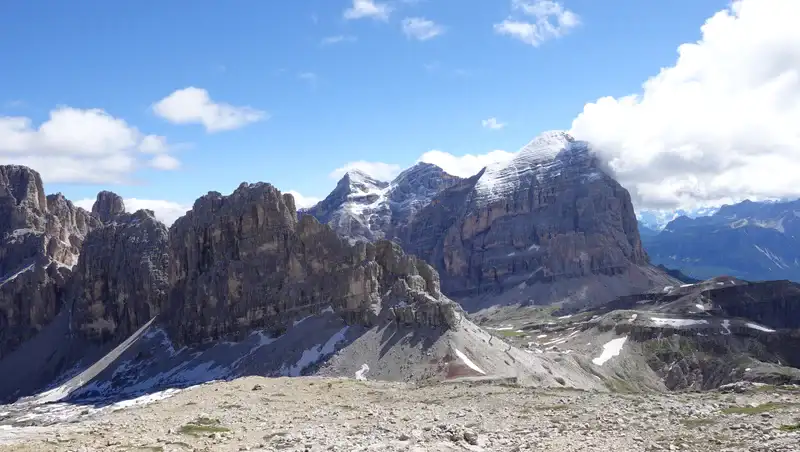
1, 131, 799, 430
642, 199, 800, 282
307, 131, 673, 312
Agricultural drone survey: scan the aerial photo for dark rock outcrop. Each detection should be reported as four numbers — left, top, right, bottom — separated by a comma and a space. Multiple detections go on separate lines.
707, 280, 800, 330
91, 190, 126, 223
0, 165, 100, 358
166, 182, 462, 345
69, 209, 170, 343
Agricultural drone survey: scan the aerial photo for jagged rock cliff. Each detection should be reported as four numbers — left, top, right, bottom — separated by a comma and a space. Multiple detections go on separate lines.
0, 166, 100, 359
167, 181, 461, 345
70, 205, 170, 344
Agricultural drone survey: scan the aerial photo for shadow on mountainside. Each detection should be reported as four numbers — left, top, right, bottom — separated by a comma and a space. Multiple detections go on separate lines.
0, 308, 450, 421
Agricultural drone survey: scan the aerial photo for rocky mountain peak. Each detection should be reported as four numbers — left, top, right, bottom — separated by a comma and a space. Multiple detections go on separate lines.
165, 180, 460, 345
0, 165, 101, 359
70, 208, 169, 344
0, 165, 47, 232
91, 190, 125, 222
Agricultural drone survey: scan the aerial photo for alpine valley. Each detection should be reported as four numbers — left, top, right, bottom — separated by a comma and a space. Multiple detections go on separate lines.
2, 132, 800, 451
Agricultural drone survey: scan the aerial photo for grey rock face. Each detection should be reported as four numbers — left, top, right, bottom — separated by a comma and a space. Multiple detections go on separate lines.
707, 280, 800, 329
91, 190, 126, 223
70, 208, 170, 344
0, 165, 100, 358
304, 163, 461, 243
166, 182, 462, 346
307, 133, 656, 303
404, 132, 647, 295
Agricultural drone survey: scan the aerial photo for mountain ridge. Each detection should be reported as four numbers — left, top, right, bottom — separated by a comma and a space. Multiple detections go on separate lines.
643, 198, 800, 282
309, 131, 675, 311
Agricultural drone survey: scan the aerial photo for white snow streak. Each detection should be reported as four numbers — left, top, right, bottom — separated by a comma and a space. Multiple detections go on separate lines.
745, 322, 776, 333
355, 363, 370, 381
454, 349, 486, 375
592, 337, 628, 366
651, 317, 709, 328
280, 327, 350, 377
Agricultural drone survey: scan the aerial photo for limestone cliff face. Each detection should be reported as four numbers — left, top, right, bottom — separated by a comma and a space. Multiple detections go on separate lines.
402, 132, 648, 295
69, 205, 170, 344
0, 165, 100, 358
167, 182, 461, 346
707, 280, 800, 330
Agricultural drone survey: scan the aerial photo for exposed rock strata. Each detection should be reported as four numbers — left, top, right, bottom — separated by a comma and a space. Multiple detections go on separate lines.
69, 208, 170, 344
166, 182, 462, 345
306, 132, 660, 305
403, 132, 648, 295
0, 166, 100, 358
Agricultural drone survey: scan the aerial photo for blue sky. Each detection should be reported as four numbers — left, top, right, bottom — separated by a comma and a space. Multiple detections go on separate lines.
4, 0, 795, 224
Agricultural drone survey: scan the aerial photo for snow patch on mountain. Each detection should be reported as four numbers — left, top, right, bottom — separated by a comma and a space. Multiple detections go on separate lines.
473, 131, 581, 206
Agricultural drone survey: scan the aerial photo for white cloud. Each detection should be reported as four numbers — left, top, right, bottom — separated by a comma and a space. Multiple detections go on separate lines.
402, 17, 445, 41
494, 0, 580, 47
286, 190, 321, 209
343, 0, 391, 21
418, 149, 516, 178
570, 0, 800, 210
0, 107, 180, 183
75, 198, 190, 226
481, 117, 506, 130
152, 87, 266, 132
138, 135, 169, 154
329, 161, 402, 181
321, 35, 356, 45
149, 154, 181, 170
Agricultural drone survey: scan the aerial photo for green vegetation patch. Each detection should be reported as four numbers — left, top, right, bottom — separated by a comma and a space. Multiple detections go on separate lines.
497, 330, 527, 337
679, 418, 716, 428
533, 404, 570, 411
778, 423, 800, 432
179, 417, 230, 436
721, 402, 796, 415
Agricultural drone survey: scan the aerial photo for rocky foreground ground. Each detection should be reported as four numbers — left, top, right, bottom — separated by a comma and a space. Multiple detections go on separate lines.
2, 377, 799, 452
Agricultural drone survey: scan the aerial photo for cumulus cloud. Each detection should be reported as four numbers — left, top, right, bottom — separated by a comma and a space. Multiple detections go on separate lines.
418, 149, 516, 178
494, 0, 580, 47
75, 198, 190, 226
148, 154, 181, 170
570, 0, 800, 210
343, 0, 391, 21
0, 107, 180, 184
402, 17, 445, 41
152, 87, 266, 132
286, 190, 321, 209
481, 117, 506, 130
329, 161, 402, 181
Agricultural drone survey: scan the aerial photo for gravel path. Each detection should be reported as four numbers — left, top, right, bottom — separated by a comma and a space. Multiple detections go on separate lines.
2, 376, 799, 451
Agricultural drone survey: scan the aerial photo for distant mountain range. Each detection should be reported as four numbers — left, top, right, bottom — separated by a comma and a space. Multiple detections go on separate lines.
637, 207, 720, 231
641, 199, 800, 282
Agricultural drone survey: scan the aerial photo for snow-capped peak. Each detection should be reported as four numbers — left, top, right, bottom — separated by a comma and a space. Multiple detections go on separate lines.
474, 130, 590, 205
343, 169, 386, 187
